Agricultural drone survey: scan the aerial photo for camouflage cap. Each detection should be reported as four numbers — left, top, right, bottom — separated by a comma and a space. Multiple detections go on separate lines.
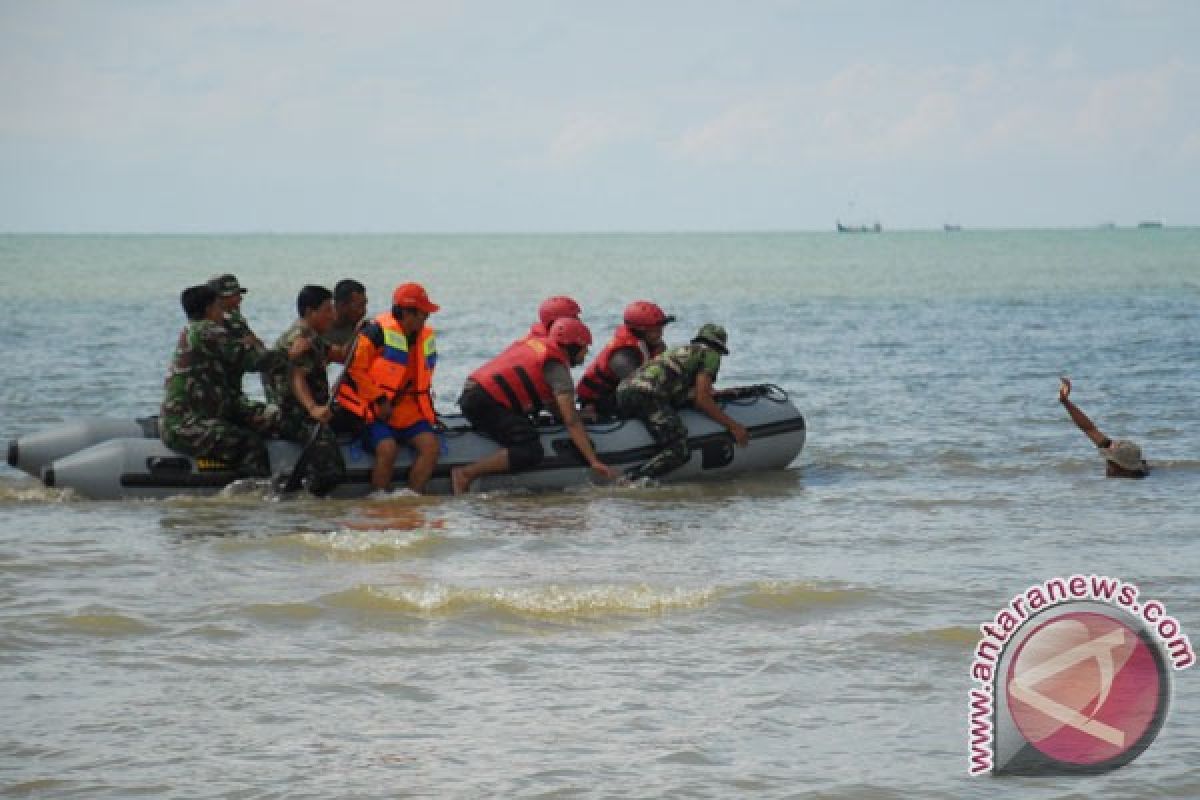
1102, 439, 1147, 472
208, 273, 247, 297
691, 323, 729, 354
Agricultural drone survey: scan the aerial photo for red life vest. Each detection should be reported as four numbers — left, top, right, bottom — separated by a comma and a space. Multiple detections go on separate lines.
471, 336, 569, 414
576, 325, 658, 405
337, 311, 437, 426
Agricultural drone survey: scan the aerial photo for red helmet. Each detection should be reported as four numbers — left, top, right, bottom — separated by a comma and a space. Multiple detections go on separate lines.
538, 296, 582, 329
623, 300, 674, 330
549, 317, 592, 349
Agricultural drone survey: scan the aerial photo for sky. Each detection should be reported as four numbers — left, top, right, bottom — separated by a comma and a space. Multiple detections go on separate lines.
1, 0, 1198, 232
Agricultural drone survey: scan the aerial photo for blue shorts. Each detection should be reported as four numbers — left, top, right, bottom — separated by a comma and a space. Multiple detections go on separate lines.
362, 419, 436, 452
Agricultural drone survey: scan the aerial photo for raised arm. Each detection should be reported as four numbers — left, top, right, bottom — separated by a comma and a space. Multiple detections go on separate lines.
1059, 377, 1108, 447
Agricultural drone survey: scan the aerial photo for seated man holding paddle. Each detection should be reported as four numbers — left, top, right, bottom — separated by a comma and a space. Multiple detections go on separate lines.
264, 285, 345, 495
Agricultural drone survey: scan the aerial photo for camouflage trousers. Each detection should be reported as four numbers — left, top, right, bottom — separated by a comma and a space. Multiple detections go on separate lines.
616, 389, 690, 479
161, 405, 276, 476
277, 409, 345, 494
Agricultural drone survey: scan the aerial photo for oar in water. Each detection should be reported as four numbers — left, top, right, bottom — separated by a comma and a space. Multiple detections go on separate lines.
277, 335, 359, 494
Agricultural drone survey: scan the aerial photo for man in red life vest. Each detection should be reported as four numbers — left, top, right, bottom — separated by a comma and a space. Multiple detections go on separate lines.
452, 317, 620, 494
337, 283, 441, 494
526, 295, 581, 339
577, 300, 675, 419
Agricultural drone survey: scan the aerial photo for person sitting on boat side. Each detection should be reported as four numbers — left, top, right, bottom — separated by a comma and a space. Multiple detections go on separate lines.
452, 317, 620, 494
207, 273, 267, 400
526, 295, 582, 339
326, 278, 368, 357
336, 282, 442, 494
577, 300, 674, 419
264, 285, 344, 495
1059, 377, 1148, 478
616, 323, 749, 481
162, 285, 306, 477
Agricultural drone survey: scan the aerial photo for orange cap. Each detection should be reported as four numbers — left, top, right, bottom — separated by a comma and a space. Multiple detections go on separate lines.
391, 282, 439, 313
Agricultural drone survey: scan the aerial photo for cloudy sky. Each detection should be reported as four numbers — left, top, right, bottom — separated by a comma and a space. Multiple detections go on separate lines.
2, 0, 1197, 232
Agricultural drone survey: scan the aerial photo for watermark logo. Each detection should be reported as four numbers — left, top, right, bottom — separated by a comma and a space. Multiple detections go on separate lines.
967, 575, 1193, 776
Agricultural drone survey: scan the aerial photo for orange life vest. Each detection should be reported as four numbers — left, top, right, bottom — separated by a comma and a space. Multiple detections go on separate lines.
576, 325, 658, 405
336, 311, 437, 427
471, 336, 569, 414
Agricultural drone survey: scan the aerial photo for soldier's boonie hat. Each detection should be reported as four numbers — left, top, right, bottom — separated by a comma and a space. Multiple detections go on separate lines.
1102, 439, 1147, 472
392, 282, 440, 313
208, 273, 247, 297
691, 323, 729, 354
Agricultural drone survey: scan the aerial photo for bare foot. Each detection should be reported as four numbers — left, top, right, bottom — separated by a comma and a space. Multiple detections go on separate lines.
451, 466, 471, 495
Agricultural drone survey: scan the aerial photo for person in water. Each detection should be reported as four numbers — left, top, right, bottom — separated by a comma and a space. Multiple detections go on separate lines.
1059, 377, 1148, 478
452, 317, 619, 494
616, 323, 749, 481
577, 300, 674, 419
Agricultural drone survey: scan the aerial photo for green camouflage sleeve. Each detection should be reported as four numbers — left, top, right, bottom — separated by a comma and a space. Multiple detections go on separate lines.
201, 320, 279, 374
700, 349, 721, 382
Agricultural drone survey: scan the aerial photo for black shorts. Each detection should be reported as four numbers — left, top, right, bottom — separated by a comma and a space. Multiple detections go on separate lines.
458, 385, 544, 470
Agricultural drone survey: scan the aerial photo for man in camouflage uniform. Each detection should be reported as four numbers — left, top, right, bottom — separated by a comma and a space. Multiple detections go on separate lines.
326, 278, 368, 351
264, 285, 345, 494
161, 285, 299, 476
207, 273, 266, 400
616, 323, 750, 480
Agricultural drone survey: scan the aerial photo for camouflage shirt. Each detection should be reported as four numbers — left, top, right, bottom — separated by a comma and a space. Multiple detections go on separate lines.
162, 319, 282, 421
222, 309, 256, 393
619, 343, 722, 407
223, 309, 252, 339
264, 320, 331, 416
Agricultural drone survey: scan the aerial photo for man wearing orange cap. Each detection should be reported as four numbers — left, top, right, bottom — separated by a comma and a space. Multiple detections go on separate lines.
336, 283, 442, 494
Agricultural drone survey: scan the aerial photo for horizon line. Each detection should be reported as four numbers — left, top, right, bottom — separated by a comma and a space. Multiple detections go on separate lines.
0, 224, 1194, 236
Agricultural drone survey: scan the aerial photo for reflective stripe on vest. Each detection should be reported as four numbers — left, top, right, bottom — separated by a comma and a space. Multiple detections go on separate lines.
336, 313, 437, 426
471, 336, 568, 414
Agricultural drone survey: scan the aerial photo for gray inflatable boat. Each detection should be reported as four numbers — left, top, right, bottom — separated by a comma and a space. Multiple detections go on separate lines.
8, 386, 805, 500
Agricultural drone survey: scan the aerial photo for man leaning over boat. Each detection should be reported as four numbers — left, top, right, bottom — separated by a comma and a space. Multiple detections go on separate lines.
616, 323, 749, 481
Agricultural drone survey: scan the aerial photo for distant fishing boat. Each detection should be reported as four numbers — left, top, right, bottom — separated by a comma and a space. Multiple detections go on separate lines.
943, 224, 962, 232
836, 221, 882, 234
1137, 220, 1163, 229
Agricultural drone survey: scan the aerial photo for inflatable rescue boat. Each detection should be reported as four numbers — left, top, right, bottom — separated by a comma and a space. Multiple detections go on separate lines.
8, 386, 805, 500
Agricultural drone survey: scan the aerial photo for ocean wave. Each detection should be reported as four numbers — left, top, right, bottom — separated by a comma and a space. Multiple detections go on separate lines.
47, 611, 155, 636
738, 580, 874, 610
291, 528, 452, 559
323, 582, 718, 618
0, 476, 77, 504
889, 625, 979, 650
242, 601, 324, 623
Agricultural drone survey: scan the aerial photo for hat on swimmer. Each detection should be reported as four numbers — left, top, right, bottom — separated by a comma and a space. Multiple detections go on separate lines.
392, 282, 440, 313
1102, 439, 1147, 472
691, 323, 729, 354
208, 273, 247, 297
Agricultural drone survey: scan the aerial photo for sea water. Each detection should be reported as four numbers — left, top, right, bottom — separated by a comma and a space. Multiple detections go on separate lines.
1, 230, 1198, 797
